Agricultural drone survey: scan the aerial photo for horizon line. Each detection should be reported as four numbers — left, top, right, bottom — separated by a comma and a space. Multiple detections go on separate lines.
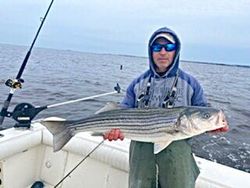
1, 42, 249, 69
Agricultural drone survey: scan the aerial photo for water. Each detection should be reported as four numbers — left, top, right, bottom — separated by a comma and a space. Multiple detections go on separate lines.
0, 43, 249, 173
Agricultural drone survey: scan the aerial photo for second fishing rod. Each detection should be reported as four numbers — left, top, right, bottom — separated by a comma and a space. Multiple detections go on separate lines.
0, 0, 55, 126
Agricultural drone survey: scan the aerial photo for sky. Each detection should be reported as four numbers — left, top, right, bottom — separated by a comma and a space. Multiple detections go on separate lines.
0, 0, 250, 66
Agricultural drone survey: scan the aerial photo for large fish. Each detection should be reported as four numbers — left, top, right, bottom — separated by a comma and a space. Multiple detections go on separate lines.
41, 103, 228, 154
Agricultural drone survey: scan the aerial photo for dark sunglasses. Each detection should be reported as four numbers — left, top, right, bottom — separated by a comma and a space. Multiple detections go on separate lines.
151, 43, 177, 52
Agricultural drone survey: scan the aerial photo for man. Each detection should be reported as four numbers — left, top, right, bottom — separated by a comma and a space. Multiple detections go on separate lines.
104, 27, 228, 188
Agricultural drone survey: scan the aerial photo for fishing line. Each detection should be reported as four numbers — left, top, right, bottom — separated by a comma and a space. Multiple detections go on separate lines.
54, 140, 105, 188
0, 0, 55, 125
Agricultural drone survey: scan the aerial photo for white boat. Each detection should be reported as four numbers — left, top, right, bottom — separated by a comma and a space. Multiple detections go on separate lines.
0, 122, 249, 188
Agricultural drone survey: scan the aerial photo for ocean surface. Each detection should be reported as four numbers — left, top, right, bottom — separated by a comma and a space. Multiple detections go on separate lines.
0, 43, 249, 173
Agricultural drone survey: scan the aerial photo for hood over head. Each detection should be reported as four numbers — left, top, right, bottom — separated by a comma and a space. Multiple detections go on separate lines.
148, 27, 181, 77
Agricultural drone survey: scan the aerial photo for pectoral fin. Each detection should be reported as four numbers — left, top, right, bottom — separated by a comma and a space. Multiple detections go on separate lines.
154, 140, 173, 154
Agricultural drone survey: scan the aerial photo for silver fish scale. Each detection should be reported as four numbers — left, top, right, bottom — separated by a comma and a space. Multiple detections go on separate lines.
70, 107, 185, 125
71, 116, 177, 129
67, 107, 186, 135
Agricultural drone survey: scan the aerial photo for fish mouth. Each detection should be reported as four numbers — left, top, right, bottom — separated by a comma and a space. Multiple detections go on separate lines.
217, 110, 229, 131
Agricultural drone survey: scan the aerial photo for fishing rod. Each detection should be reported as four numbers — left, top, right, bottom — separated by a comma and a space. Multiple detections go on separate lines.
1, 83, 121, 128
47, 87, 120, 108
53, 66, 124, 186
0, 0, 55, 126
54, 140, 105, 188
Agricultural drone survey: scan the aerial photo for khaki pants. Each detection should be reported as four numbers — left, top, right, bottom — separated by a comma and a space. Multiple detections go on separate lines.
129, 140, 199, 188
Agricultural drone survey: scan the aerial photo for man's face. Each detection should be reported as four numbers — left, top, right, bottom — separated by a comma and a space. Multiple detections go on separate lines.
152, 38, 176, 73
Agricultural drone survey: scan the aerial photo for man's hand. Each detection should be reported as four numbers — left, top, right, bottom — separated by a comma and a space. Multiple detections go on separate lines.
103, 128, 124, 141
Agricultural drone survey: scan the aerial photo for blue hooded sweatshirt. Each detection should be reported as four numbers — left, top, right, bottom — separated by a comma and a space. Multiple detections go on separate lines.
122, 27, 207, 108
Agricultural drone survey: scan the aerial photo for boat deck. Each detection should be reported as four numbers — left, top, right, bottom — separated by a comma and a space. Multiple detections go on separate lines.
0, 123, 249, 188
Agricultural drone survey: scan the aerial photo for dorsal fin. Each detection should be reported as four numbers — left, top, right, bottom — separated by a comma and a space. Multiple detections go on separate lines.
95, 102, 122, 114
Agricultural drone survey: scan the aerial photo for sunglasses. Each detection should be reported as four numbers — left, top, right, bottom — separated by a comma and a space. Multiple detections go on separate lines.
151, 43, 177, 52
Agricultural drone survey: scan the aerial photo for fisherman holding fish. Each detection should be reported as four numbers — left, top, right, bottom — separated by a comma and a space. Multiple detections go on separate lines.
103, 27, 229, 188
41, 27, 229, 187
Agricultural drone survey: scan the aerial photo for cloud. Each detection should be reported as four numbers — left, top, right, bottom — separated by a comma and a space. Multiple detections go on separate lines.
0, 0, 250, 65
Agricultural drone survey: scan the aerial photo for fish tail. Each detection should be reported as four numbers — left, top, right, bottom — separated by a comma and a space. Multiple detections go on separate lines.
41, 117, 72, 152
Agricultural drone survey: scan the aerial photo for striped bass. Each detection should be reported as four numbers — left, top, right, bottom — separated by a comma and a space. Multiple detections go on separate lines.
41, 103, 228, 154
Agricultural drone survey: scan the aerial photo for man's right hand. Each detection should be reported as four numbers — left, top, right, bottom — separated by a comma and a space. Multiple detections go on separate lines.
103, 128, 124, 141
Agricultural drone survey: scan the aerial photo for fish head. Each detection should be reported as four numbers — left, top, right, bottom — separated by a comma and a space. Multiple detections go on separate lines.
178, 107, 228, 134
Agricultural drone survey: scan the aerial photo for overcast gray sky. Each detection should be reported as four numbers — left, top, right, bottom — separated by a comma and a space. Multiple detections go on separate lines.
1, 0, 250, 65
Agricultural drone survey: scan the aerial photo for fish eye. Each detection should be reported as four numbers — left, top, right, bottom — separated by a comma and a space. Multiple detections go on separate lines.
203, 113, 211, 119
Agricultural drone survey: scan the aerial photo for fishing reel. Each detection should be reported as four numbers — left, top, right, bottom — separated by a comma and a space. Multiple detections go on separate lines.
5, 78, 24, 89
12, 103, 46, 128
0, 83, 122, 129
0, 103, 46, 128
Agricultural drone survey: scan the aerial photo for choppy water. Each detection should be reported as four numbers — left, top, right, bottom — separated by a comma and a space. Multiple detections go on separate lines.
0, 43, 249, 173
